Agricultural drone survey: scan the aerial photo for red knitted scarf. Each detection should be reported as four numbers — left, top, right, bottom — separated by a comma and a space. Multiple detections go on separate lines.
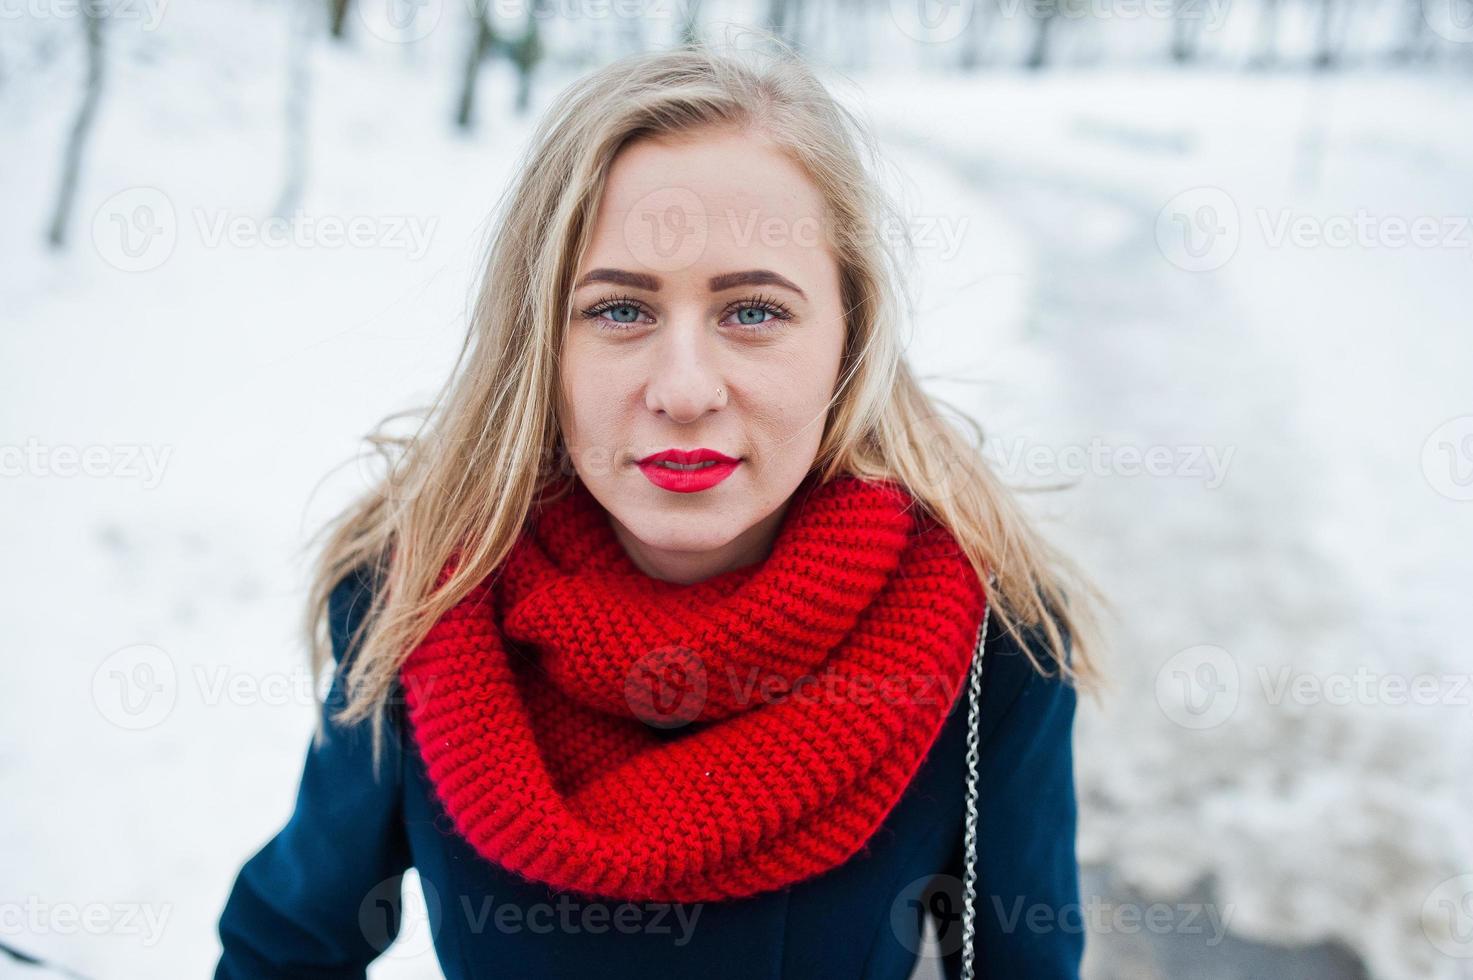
398, 473, 988, 902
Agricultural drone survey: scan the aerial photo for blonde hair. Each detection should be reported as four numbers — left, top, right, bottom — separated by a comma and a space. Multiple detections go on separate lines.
306, 34, 1105, 758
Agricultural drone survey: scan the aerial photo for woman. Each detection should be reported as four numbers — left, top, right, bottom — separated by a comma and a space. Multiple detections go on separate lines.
215, 39, 1099, 980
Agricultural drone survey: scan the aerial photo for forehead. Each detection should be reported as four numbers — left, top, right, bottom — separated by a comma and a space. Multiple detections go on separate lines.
582, 128, 835, 276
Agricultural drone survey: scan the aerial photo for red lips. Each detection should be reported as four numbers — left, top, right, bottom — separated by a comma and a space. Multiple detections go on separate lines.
636, 448, 741, 493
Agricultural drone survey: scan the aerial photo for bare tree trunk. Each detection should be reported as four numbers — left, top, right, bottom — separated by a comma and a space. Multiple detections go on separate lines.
1171, 0, 1204, 62
614, 0, 643, 54
274, 0, 314, 219
1251, 0, 1279, 67
1026, 3, 1056, 69
678, 0, 704, 46
1392, 0, 1432, 61
329, 0, 351, 39
47, 2, 105, 249
959, 0, 995, 70
767, 0, 791, 41
1313, 0, 1340, 67
455, 1, 496, 130
510, 0, 546, 116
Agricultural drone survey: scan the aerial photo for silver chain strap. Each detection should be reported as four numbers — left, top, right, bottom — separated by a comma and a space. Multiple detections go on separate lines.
959, 586, 993, 980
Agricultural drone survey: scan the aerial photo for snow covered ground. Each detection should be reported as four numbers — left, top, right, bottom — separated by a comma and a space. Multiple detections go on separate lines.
860, 69, 1473, 980
2, 7, 1471, 979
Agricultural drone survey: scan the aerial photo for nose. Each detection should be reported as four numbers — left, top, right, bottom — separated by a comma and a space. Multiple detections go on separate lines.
643, 319, 726, 424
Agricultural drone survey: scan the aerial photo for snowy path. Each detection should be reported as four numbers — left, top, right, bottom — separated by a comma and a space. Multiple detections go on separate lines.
859, 70, 1473, 980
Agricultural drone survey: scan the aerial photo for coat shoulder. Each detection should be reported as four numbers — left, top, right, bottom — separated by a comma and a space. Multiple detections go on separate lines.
973, 603, 1076, 747
326, 563, 381, 670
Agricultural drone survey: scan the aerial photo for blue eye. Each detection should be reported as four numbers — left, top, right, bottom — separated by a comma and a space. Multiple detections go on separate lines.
723, 293, 794, 332
579, 295, 650, 330
577, 292, 795, 333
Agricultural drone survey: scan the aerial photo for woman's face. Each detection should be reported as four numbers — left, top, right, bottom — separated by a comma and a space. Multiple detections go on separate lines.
559, 126, 846, 584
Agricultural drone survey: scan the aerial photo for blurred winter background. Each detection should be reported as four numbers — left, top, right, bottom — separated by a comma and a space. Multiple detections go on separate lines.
2, 0, 1472, 977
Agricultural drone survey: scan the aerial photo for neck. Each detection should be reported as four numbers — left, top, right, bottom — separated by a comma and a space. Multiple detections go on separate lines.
608, 496, 794, 585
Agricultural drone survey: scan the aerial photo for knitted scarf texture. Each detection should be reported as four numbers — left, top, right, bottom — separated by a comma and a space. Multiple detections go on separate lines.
398, 472, 988, 902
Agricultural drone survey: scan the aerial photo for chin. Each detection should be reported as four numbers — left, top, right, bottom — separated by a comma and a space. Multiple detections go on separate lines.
623, 503, 743, 553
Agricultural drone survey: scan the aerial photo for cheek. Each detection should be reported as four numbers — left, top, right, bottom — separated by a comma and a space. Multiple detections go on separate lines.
559, 343, 597, 446
748, 332, 843, 437
560, 344, 645, 461
790, 316, 845, 410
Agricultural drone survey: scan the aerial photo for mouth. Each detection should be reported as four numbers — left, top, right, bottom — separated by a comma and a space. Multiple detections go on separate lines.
635, 448, 742, 493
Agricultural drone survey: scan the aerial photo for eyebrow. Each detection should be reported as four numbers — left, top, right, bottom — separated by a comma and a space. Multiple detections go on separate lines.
575, 268, 808, 301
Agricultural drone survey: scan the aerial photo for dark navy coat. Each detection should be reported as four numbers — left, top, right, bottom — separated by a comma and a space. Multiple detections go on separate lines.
215, 567, 1083, 978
